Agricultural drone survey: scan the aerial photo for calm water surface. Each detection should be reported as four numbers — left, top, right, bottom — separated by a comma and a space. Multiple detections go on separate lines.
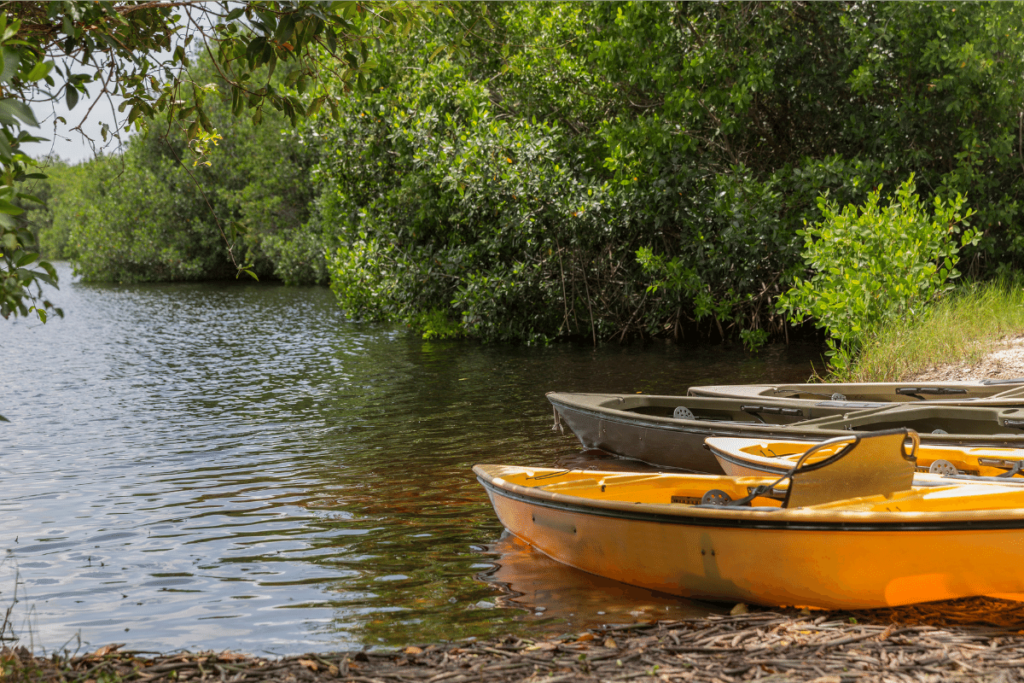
1, 265, 821, 655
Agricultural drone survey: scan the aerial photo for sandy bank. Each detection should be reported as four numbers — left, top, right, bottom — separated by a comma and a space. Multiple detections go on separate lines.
902, 334, 1024, 383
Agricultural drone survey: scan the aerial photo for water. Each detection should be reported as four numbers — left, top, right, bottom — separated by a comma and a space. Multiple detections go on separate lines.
1, 264, 821, 655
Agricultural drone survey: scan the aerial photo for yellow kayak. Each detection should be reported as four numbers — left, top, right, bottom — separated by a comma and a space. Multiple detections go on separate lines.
475, 429, 1024, 609
708, 435, 1024, 479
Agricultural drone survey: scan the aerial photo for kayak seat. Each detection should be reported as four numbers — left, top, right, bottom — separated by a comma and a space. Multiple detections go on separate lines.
783, 428, 918, 508
699, 429, 919, 509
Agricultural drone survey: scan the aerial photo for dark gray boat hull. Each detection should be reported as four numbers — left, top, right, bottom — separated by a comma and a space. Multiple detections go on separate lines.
547, 392, 1024, 473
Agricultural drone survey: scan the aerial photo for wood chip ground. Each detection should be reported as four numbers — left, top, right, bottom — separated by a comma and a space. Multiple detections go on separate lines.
6, 597, 1024, 682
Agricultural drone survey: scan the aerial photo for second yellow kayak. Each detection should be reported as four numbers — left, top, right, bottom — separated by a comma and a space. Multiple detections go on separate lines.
708, 435, 1024, 479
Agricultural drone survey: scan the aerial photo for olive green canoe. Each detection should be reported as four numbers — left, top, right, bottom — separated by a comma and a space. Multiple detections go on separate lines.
686, 380, 1024, 405
547, 391, 1024, 473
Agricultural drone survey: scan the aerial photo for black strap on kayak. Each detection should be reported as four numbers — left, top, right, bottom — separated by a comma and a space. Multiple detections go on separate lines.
770, 388, 844, 400
740, 405, 804, 423
895, 386, 968, 400
998, 461, 1024, 478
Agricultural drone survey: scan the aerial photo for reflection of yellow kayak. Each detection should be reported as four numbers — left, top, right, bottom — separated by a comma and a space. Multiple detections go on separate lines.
709, 435, 1024, 479
475, 429, 1024, 609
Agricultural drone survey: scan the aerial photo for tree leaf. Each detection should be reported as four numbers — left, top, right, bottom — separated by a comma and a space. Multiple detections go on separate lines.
15, 192, 44, 205
0, 47, 19, 83
0, 98, 38, 127
0, 199, 24, 215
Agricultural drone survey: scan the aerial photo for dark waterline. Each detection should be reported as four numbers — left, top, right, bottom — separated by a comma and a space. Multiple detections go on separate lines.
1, 264, 822, 654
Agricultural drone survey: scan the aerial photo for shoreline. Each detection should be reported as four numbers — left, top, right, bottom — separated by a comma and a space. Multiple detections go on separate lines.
901, 334, 1024, 382
10, 329, 1024, 679
6, 598, 1024, 682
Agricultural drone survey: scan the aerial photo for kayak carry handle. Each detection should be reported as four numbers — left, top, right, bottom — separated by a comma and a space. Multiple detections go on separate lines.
896, 387, 968, 400
740, 405, 804, 421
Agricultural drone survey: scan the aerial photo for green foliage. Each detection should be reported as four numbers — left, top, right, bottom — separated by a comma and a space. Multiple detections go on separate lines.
318, 11, 634, 343
776, 176, 979, 372
55, 67, 326, 284
30, 1, 1024, 349
634, 168, 804, 343
35, 161, 96, 261
313, 2, 1024, 345
412, 309, 464, 340
0, 13, 61, 321
6, 2, 427, 156
0, 1, 430, 320
62, 153, 233, 282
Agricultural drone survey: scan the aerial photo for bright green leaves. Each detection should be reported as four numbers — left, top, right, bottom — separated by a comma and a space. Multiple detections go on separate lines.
0, 11, 58, 323
776, 175, 978, 373
0, 1, 432, 321
0, 99, 38, 132
24, 59, 53, 83
0, 46, 20, 83
0, 215, 63, 322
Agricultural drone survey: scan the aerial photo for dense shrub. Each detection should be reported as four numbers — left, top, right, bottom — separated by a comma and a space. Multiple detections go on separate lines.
41, 58, 324, 284
777, 176, 978, 372
315, 2, 1024, 344
42, 2, 1024, 347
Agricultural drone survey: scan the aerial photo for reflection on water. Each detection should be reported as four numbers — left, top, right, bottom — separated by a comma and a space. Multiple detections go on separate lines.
1, 264, 820, 654
485, 533, 729, 628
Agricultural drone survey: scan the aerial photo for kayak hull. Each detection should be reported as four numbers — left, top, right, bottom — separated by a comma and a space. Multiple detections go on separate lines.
548, 392, 1024, 473
688, 381, 1024, 405
476, 465, 1024, 609
554, 400, 725, 473
547, 392, 860, 474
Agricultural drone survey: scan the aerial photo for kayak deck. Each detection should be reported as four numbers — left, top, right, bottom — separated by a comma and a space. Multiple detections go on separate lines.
489, 466, 1024, 514
710, 436, 1024, 479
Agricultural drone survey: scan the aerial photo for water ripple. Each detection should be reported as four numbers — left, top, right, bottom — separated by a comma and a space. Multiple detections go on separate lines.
1, 264, 819, 654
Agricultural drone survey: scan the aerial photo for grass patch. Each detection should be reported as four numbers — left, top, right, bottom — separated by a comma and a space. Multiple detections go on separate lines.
837, 278, 1024, 382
